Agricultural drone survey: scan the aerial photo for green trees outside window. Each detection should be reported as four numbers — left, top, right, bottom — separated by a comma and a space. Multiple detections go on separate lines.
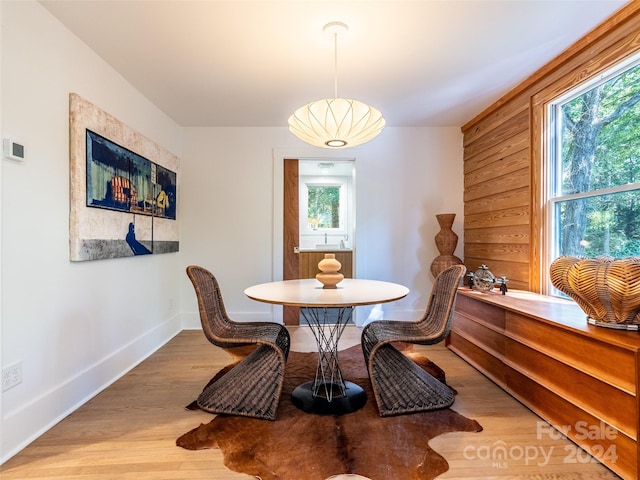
552, 59, 640, 258
307, 185, 341, 229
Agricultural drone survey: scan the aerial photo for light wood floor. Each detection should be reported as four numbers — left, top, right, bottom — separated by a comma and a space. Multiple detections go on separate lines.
0, 327, 621, 480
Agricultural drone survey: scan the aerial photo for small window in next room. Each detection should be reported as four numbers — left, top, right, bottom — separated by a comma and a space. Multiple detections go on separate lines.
545, 55, 640, 287
307, 185, 342, 230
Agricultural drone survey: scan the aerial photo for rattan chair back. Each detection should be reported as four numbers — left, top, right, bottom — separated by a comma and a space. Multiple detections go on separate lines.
186, 265, 249, 348
415, 264, 468, 343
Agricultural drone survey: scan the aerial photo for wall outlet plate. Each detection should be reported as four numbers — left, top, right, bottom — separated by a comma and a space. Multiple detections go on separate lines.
2, 361, 23, 391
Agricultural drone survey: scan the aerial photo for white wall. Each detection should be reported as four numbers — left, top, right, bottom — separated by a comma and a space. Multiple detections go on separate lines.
1, 0, 464, 464
180, 126, 464, 327
1, 2, 183, 462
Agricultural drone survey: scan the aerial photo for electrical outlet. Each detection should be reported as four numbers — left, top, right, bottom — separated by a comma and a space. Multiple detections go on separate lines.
2, 361, 22, 392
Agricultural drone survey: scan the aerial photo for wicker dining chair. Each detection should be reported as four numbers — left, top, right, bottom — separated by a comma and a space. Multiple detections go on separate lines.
361, 264, 466, 417
186, 265, 290, 420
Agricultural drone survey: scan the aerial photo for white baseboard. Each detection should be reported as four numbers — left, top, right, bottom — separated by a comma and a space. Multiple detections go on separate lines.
1, 315, 181, 465
181, 311, 283, 330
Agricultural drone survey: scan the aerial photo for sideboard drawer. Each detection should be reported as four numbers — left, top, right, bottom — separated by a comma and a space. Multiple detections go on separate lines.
449, 288, 640, 479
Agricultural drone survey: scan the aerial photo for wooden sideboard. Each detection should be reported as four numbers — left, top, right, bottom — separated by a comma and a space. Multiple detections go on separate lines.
447, 288, 640, 479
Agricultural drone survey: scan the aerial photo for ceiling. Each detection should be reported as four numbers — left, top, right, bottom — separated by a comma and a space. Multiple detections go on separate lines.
41, 0, 629, 128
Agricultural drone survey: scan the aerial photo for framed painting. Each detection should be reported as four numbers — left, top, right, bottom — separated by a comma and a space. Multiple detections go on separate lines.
69, 93, 180, 261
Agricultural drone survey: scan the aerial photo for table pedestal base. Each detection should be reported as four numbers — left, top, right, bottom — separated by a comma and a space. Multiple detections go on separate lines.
292, 306, 368, 415
291, 380, 367, 415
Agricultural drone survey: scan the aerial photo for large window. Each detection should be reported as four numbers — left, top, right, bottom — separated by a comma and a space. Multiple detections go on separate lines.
546, 57, 640, 270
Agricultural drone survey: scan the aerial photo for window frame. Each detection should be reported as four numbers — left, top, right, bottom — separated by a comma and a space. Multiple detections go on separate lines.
304, 183, 344, 231
541, 53, 640, 294
299, 176, 351, 238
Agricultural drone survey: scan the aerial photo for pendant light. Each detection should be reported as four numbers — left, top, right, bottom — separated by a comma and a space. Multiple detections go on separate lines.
288, 22, 385, 148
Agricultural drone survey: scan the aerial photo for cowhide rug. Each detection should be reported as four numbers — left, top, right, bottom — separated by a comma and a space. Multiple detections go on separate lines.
177, 344, 482, 480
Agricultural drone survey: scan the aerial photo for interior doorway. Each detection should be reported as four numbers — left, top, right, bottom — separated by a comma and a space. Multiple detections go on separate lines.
282, 158, 356, 325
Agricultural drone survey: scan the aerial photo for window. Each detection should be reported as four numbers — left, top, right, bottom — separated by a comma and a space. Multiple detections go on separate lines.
301, 180, 347, 234
546, 57, 640, 273
307, 185, 341, 229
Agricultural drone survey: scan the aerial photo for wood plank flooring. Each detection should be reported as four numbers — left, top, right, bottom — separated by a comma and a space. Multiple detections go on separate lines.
0, 327, 621, 479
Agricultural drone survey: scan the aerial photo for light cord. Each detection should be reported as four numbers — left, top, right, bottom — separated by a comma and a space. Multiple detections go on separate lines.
333, 32, 338, 99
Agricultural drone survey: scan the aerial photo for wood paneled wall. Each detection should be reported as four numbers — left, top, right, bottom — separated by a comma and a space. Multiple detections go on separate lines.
461, 2, 640, 292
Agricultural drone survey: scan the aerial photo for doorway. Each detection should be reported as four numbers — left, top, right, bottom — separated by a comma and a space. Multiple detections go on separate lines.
282, 158, 356, 325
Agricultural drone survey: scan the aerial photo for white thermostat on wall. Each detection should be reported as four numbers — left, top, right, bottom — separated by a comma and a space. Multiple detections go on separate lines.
3, 138, 25, 162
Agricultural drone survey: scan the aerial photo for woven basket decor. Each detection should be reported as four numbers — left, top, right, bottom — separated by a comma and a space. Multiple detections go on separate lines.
550, 256, 640, 329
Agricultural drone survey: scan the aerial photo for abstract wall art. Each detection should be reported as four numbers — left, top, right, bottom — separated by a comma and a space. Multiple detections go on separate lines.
69, 93, 180, 261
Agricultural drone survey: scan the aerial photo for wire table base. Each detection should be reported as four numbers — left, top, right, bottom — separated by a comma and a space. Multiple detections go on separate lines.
291, 306, 367, 415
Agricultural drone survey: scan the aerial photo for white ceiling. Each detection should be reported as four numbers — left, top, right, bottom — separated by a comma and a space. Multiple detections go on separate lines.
40, 0, 629, 128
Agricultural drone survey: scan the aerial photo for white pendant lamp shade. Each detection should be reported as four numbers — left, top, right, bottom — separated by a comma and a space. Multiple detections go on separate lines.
288, 21, 385, 148
288, 97, 386, 148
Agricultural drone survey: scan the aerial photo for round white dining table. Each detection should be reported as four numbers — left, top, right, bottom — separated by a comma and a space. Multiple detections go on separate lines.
244, 278, 409, 415
244, 278, 410, 307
